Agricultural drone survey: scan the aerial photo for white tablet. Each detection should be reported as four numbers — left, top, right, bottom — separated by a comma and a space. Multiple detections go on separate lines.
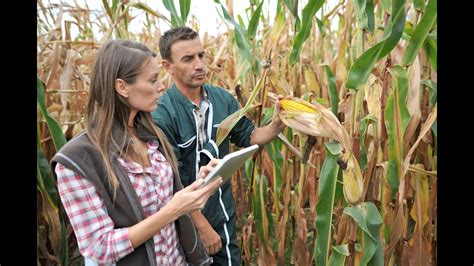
201, 144, 260, 186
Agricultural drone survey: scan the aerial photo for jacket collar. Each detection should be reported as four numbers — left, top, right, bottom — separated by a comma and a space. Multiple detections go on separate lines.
110, 119, 159, 156
136, 123, 158, 141
170, 83, 211, 109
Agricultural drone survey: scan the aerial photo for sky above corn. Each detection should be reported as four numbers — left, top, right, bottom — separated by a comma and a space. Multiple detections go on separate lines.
42, 0, 339, 39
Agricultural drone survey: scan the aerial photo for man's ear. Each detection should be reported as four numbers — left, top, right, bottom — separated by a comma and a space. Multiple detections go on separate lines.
115, 78, 129, 98
162, 60, 173, 74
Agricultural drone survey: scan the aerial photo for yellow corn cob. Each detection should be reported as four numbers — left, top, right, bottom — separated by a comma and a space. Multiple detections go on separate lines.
342, 152, 364, 205
280, 99, 317, 113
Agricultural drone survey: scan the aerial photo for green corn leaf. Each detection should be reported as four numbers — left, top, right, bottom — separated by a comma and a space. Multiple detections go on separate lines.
283, 0, 301, 31
346, 0, 406, 90
413, 0, 425, 11
289, 0, 325, 65
359, 115, 378, 170
380, 0, 391, 14
324, 65, 339, 115
344, 202, 384, 266
37, 146, 59, 208
102, 0, 114, 20
424, 34, 437, 72
314, 141, 342, 266
422, 79, 437, 105
179, 0, 191, 23
384, 69, 405, 198
111, 0, 118, 15
354, 0, 368, 29
216, 73, 265, 145
59, 216, 69, 265
389, 65, 411, 135
261, 106, 274, 126
366, 0, 375, 32
260, 175, 273, 241
265, 137, 284, 198
253, 174, 273, 242
237, 15, 246, 28
346, 42, 384, 90
215, 105, 257, 146
316, 17, 325, 36
217, 2, 252, 64
163, 0, 184, 27
334, 170, 344, 203
402, 0, 436, 66
378, 0, 406, 57
247, 1, 263, 39
37, 77, 67, 151
245, 159, 254, 184
328, 244, 350, 266
354, 0, 375, 32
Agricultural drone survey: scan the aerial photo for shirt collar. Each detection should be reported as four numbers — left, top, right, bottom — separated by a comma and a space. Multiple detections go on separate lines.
190, 86, 210, 109
170, 83, 210, 109
117, 139, 166, 174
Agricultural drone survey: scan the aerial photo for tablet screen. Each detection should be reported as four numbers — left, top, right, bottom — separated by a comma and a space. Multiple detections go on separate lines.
202, 144, 260, 186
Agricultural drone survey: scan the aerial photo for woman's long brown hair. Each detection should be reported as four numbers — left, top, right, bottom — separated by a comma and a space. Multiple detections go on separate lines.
85, 39, 179, 194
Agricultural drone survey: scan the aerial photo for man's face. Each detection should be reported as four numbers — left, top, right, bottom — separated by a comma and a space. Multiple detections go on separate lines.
164, 38, 206, 90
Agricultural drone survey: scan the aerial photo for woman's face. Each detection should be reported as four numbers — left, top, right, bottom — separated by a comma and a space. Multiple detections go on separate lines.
123, 58, 164, 113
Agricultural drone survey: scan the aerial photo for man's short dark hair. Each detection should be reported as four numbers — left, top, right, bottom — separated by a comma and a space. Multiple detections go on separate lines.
159, 27, 199, 62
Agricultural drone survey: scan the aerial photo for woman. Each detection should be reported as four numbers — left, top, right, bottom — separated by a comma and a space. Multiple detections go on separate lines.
51, 39, 222, 265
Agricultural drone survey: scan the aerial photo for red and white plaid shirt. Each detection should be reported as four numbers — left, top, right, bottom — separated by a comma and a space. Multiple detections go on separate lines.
56, 139, 185, 265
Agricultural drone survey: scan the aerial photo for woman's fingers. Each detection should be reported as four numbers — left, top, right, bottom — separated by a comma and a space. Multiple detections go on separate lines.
174, 160, 223, 213
208, 158, 220, 167
197, 159, 221, 179
203, 176, 222, 194
203, 159, 220, 173
194, 176, 222, 209
184, 178, 205, 192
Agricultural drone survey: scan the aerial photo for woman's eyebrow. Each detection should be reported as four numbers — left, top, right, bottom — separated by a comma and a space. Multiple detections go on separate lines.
149, 72, 159, 79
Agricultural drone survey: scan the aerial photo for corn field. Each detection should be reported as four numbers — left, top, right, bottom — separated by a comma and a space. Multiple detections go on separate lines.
37, 0, 437, 265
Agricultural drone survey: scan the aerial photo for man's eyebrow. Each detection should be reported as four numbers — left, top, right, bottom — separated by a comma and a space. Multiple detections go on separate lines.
180, 51, 205, 59
178, 55, 190, 61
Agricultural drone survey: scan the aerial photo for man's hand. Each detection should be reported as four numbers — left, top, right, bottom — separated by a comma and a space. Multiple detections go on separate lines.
196, 221, 222, 255
191, 210, 222, 255
190, 159, 223, 255
250, 95, 291, 145
269, 95, 290, 131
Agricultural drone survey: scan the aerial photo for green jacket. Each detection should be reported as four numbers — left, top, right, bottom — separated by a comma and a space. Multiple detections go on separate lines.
152, 83, 255, 229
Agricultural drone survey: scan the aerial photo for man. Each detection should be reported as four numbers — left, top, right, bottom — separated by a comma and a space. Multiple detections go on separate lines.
152, 27, 285, 265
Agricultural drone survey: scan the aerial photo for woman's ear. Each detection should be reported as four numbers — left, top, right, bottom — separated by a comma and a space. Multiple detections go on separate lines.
115, 78, 129, 98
